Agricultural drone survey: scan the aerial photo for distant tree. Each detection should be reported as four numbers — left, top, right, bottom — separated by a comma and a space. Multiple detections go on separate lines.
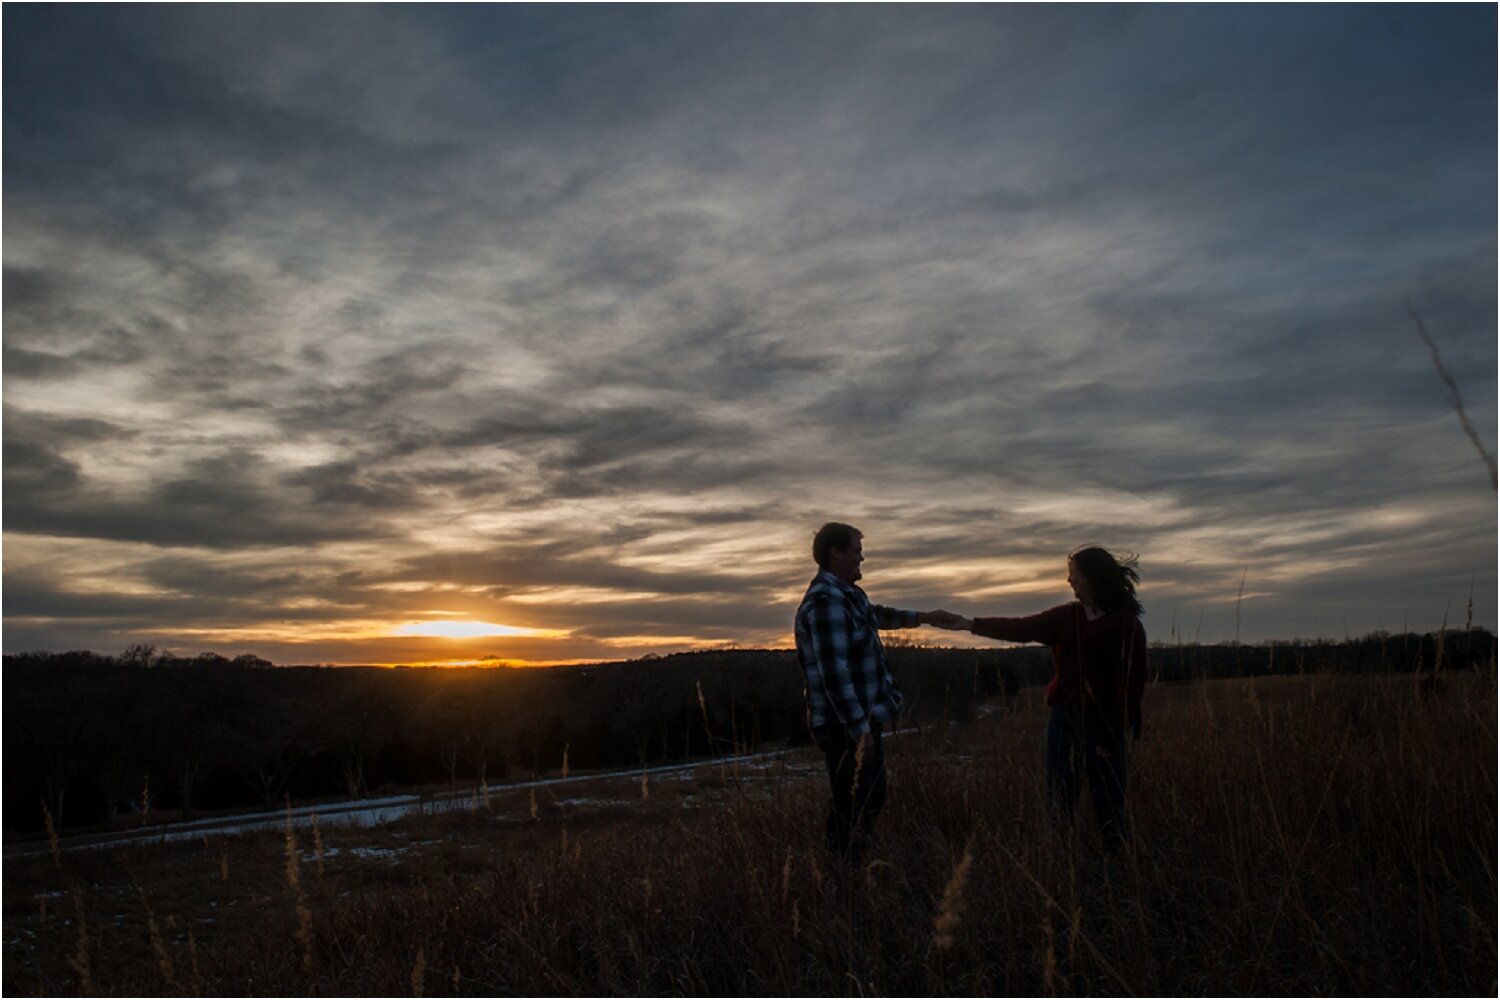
92, 670, 155, 827
458, 675, 511, 789
119, 643, 156, 668
327, 673, 395, 799
12, 673, 94, 828
152, 665, 242, 819
516, 713, 567, 778
233, 684, 314, 808
607, 672, 667, 769
417, 685, 468, 788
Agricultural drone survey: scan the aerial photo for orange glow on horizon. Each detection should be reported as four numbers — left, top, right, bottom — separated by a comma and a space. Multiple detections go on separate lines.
366, 657, 590, 669
393, 620, 565, 640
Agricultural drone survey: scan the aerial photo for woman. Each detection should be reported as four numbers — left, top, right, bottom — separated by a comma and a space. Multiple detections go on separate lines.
954, 547, 1147, 847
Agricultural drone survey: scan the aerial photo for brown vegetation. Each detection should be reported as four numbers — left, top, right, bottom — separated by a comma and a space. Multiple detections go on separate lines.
4, 669, 1494, 996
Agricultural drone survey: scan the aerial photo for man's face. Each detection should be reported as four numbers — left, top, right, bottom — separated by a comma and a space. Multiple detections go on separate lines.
827, 535, 864, 585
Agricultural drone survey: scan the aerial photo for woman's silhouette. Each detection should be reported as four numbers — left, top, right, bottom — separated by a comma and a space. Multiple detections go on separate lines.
952, 547, 1147, 848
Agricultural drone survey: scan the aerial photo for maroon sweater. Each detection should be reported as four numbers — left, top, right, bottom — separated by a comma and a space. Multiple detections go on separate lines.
972, 603, 1148, 745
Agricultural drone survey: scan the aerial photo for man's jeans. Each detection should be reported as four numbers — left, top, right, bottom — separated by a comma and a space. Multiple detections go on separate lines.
1046, 705, 1128, 848
819, 727, 887, 862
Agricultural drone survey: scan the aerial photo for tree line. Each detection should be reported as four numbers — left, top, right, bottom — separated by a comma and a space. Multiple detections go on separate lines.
4, 628, 1490, 836
1, 644, 1043, 835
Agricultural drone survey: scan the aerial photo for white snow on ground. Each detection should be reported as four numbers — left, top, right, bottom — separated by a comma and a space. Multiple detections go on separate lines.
305, 846, 406, 862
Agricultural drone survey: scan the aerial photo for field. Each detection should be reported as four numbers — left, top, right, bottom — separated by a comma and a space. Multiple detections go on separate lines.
4, 670, 1494, 996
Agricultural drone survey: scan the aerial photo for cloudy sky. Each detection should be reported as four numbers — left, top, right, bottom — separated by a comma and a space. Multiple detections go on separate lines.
4, 5, 1495, 666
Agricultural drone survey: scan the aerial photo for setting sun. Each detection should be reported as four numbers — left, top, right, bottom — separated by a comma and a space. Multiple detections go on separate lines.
394, 620, 560, 640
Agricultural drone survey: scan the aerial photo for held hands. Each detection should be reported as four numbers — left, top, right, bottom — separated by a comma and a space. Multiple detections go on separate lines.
921, 609, 973, 631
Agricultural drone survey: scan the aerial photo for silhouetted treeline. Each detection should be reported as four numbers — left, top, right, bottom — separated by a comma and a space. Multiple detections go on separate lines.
4, 629, 1490, 835
1148, 629, 1495, 683
1, 644, 1044, 835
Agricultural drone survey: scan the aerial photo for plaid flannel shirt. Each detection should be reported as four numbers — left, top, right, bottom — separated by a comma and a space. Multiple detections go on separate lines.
794, 570, 912, 740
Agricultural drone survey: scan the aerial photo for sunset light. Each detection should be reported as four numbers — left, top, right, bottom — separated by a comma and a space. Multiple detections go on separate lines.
394, 620, 562, 640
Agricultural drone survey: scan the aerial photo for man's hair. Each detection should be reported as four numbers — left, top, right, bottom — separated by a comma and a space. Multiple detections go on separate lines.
812, 522, 861, 568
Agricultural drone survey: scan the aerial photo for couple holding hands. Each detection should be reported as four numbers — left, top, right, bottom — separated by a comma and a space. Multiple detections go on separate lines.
793, 521, 1148, 861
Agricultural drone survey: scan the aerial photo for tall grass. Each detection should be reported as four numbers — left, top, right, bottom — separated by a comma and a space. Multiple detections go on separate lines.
4, 671, 1493, 996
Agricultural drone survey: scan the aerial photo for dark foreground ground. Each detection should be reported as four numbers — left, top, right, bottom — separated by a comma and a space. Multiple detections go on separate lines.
4, 672, 1494, 996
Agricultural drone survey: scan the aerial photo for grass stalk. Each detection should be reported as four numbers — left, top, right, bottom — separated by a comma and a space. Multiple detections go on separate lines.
932, 841, 974, 951
68, 889, 92, 996
282, 803, 315, 980
137, 887, 177, 989
1410, 307, 1497, 489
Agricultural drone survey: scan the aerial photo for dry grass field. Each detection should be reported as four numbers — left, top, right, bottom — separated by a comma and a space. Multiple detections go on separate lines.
4, 669, 1494, 996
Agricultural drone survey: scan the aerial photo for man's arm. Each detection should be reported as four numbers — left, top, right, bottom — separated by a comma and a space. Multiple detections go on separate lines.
870, 604, 920, 630
872, 606, 968, 630
803, 595, 871, 739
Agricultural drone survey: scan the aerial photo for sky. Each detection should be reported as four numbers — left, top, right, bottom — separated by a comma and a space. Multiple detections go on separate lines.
4, 4, 1496, 666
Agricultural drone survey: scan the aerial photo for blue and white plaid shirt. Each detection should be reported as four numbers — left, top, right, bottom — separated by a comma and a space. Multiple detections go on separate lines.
794, 569, 912, 740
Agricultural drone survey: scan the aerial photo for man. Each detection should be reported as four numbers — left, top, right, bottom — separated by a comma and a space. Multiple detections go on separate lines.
793, 521, 960, 861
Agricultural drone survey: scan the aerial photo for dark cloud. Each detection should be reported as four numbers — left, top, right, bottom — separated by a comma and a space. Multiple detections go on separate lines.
279, 461, 423, 511
279, 355, 470, 438
383, 544, 781, 601
3, 438, 83, 496
1, 346, 77, 380
2, 265, 59, 308
4, 446, 405, 550
427, 400, 770, 502
4, 571, 300, 626
2, 406, 134, 447
2, 407, 136, 496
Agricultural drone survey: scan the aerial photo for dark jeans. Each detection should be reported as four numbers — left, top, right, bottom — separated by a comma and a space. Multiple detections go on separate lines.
818, 727, 887, 862
1046, 705, 1128, 848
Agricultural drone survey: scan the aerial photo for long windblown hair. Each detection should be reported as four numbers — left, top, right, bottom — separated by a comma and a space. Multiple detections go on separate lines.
1070, 546, 1143, 617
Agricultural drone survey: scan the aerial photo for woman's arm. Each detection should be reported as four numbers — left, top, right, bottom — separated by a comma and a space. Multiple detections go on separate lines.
970, 605, 1068, 645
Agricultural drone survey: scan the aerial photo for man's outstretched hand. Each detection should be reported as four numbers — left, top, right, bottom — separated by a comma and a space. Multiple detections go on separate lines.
922, 609, 973, 631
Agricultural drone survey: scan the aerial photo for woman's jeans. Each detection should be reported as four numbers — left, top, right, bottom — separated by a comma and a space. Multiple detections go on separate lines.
1046, 705, 1128, 848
